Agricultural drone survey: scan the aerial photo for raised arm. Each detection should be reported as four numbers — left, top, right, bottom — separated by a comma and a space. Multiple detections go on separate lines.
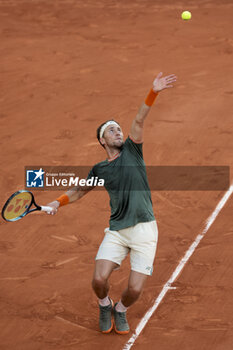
130, 72, 177, 143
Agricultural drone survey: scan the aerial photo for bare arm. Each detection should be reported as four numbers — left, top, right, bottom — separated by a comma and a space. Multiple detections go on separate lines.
130, 104, 151, 142
130, 72, 177, 143
66, 185, 94, 202
47, 183, 95, 215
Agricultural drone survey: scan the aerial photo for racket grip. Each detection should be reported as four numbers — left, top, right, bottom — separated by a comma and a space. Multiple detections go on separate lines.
40, 205, 53, 213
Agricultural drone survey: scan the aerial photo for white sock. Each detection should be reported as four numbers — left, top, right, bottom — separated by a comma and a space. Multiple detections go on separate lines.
99, 296, 111, 307
115, 300, 128, 313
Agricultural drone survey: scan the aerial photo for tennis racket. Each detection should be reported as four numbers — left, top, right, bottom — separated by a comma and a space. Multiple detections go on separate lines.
1, 190, 53, 222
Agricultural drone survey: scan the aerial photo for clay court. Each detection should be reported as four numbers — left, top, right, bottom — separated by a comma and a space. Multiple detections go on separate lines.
1, 0, 233, 349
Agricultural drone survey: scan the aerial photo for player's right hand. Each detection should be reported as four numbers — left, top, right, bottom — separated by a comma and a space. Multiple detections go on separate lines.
46, 201, 60, 215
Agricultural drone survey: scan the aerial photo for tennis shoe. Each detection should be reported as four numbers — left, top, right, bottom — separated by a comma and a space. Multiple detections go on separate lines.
99, 298, 113, 333
113, 303, 130, 334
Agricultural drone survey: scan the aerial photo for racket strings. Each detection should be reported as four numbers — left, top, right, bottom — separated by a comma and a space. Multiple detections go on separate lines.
2, 192, 32, 221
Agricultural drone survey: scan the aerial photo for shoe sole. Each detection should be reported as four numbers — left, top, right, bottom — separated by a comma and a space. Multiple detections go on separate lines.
114, 322, 130, 335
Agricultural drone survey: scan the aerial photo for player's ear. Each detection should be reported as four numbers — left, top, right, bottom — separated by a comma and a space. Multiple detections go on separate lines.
100, 137, 105, 147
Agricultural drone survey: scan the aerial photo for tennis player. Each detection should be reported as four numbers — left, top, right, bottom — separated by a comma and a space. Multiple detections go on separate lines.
47, 72, 177, 334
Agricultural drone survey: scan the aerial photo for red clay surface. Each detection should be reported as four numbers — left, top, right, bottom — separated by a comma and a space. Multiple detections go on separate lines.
1, 1, 233, 349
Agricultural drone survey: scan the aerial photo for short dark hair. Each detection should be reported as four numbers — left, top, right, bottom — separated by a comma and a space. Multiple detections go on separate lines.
96, 120, 120, 148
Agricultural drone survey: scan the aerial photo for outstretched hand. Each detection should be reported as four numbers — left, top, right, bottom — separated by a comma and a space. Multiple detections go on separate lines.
152, 72, 177, 92
45, 201, 59, 215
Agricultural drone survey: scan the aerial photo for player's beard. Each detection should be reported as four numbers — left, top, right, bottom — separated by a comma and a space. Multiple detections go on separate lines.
113, 139, 124, 150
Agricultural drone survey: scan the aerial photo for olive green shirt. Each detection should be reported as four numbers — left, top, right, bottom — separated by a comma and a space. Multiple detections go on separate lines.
87, 136, 155, 230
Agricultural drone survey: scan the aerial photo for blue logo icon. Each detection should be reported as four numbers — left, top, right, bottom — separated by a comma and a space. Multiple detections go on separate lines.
26, 168, 45, 188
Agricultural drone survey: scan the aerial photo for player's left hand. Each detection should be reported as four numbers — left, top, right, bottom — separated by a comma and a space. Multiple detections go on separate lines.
152, 72, 177, 92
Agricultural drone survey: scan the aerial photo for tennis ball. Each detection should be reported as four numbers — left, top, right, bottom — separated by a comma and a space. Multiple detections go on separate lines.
181, 11, 192, 20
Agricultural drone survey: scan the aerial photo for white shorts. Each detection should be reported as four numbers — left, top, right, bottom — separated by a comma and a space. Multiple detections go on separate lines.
96, 220, 158, 276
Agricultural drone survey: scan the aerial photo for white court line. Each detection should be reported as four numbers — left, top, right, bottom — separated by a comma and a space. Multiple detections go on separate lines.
123, 184, 233, 350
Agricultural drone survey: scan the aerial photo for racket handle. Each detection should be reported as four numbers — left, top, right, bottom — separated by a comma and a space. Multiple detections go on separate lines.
40, 205, 53, 213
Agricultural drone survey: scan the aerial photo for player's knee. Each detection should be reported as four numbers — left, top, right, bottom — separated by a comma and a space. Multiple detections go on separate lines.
92, 274, 107, 289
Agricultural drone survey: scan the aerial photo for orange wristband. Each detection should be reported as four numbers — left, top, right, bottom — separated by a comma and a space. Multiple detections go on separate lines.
145, 89, 158, 107
56, 194, 69, 207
